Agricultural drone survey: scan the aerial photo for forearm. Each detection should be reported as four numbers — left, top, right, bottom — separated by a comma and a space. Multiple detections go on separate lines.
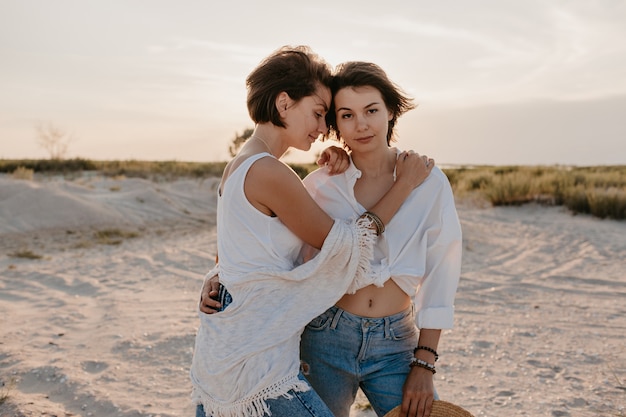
414, 329, 441, 364
402, 328, 440, 417
366, 180, 414, 226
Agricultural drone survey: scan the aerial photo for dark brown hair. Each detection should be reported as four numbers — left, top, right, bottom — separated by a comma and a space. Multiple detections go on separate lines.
326, 61, 416, 144
246, 45, 333, 128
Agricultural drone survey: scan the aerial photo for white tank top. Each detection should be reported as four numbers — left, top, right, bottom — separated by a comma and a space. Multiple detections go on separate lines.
216, 153, 303, 286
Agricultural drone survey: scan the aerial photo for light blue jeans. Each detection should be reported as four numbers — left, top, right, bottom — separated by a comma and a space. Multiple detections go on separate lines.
195, 285, 334, 417
300, 305, 433, 417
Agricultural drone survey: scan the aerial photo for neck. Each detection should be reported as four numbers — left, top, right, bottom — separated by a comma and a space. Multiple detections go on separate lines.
251, 134, 273, 156
352, 147, 396, 178
249, 125, 290, 158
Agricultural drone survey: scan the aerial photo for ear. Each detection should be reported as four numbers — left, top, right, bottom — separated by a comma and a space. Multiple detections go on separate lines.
388, 110, 394, 121
276, 92, 291, 116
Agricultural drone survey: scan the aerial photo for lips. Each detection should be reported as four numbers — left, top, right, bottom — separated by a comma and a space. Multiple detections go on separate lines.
354, 135, 374, 143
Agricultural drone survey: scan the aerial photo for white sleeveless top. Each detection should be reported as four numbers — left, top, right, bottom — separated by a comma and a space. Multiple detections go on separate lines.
216, 153, 302, 282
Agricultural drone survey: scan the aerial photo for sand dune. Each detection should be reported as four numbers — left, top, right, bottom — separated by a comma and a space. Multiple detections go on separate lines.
1, 174, 624, 417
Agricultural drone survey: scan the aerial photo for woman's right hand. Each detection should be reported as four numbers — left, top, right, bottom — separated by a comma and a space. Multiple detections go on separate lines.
199, 274, 221, 314
317, 145, 350, 175
394, 150, 434, 189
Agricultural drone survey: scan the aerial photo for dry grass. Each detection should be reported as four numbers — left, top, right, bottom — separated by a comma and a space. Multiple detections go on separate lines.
94, 228, 140, 245
0, 378, 16, 406
8, 249, 43, 259
446, 165, 626, 220
11, 166, 34, 180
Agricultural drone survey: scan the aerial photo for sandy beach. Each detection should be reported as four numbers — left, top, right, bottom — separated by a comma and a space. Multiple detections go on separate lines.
1, 174, 624, 417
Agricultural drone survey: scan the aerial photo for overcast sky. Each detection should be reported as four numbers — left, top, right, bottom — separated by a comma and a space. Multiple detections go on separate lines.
1, 0, 625, 165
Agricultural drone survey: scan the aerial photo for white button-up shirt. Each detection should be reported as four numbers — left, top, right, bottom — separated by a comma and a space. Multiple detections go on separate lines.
303, 150, 463, 329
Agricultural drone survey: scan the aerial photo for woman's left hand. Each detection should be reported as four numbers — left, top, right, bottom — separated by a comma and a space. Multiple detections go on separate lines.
399, 366, 435, 417
317, 145, 350, 175
199, 274, 221, 314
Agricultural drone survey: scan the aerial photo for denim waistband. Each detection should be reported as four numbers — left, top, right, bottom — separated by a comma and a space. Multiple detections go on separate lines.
324, 304, 414, 335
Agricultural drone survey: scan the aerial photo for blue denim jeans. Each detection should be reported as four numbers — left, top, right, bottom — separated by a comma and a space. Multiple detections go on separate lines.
195, 286, 334, 417
301, 305, 430, 417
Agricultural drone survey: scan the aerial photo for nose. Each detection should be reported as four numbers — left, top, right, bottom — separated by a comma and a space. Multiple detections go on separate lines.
355, 114, 367, 131
317, 117, 328, 134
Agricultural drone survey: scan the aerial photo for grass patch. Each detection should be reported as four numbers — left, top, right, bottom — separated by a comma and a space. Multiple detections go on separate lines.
8, 249, 43, 259
11, 166, 34, 180
446, 165, 626, 220
94, 228, 140, 245
0, 378, 16, 406
0, 387, 9, 406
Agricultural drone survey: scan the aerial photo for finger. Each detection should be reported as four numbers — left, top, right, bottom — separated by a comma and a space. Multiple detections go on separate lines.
199, 296, 221, 313
338, 157, 350, 173
400, 397, 413, 417
318, 148, 333, 167
326, 153, 338, 173
423, 397, 434, 417
416, 398, 426, 417
199, 286, 221, 312
209, 280, 220, 295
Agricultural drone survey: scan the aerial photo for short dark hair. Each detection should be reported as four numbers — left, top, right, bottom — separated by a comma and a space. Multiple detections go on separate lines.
326, 61, 416, 144
246, 45, 333, 128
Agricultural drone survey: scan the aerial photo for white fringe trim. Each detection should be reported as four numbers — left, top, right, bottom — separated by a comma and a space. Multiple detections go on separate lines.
345, 216, 378, 294
192, 374, 310, 417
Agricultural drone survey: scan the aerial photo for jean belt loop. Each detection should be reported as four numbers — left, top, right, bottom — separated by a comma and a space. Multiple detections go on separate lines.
384, 316, 391, 339
330, 307, 343, 330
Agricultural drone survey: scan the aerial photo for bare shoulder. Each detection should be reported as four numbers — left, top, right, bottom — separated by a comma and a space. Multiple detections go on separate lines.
248, 155, 299, 179
246, 156, 305, 194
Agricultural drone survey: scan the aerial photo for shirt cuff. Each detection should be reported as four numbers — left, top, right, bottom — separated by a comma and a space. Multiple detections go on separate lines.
416, 306, 455, 329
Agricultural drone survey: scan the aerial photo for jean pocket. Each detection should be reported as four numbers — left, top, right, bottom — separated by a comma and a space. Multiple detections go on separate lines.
389, 320, 418, 341
304, 309, 334, 331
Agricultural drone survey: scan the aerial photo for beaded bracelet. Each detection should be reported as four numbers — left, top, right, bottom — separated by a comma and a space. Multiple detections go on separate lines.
363, 211, 385, 235
409, 358, 436, 374
414, 345, 439, 362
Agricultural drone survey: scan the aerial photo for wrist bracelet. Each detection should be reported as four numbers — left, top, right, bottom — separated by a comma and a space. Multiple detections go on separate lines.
414, 345, 439, 362
409, 358, 436, 374
363, 211, 385, 235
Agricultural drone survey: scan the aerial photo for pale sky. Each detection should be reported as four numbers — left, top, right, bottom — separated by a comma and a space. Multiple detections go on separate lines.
1, 0, 625, 166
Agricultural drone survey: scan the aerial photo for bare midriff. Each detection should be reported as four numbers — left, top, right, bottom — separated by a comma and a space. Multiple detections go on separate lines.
335, 278, 410, 318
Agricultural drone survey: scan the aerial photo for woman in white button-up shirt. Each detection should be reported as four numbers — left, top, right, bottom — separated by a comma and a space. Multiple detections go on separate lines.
298, 61, 462, 417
